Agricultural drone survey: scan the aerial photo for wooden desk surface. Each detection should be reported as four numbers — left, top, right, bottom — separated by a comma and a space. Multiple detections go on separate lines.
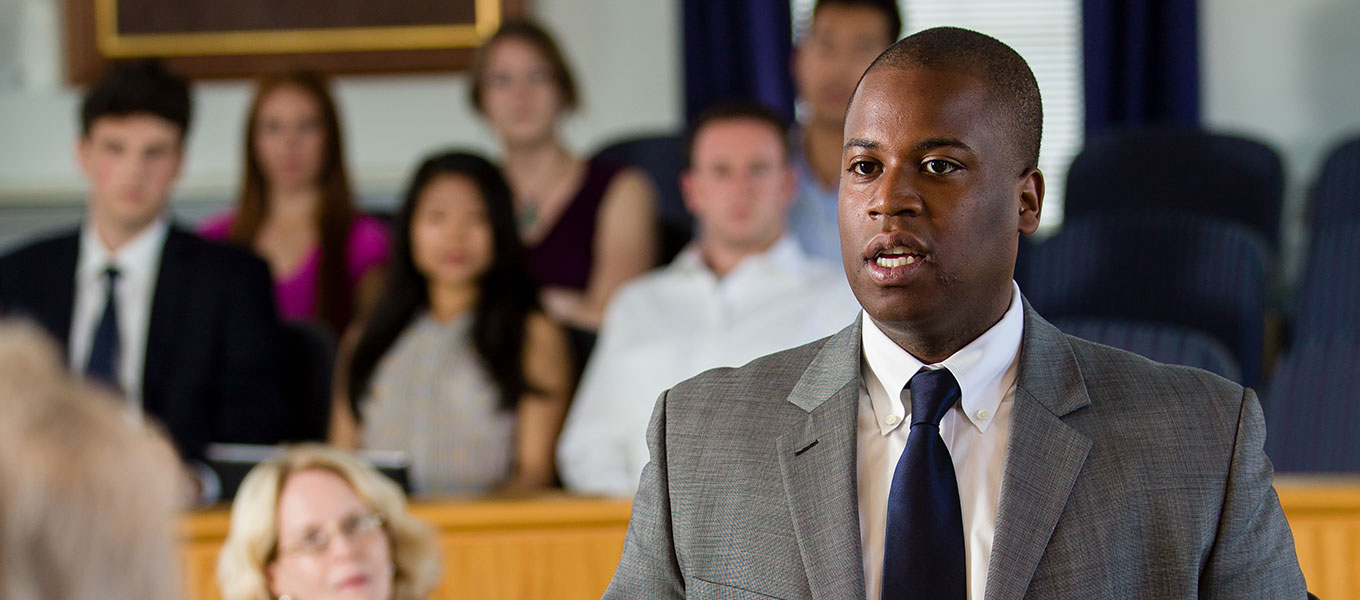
181, 478, 1360, 599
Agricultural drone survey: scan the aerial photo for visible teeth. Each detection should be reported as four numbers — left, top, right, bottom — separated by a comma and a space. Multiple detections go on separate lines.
876, 255, 918, 268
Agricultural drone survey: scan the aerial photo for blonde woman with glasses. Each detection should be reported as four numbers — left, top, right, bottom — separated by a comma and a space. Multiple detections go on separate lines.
217, 444, 440, 600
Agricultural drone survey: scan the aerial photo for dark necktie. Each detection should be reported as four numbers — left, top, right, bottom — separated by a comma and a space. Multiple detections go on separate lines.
881, 367, 966, 600
85, 266, 121, 390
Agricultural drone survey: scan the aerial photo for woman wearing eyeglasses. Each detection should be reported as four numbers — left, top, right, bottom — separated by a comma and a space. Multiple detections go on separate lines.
216, 444, 440, 600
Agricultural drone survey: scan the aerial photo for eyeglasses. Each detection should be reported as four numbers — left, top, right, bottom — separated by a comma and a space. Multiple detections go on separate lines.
277, 511, 385, 557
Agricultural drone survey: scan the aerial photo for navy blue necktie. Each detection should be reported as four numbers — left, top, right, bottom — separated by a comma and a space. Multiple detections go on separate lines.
881, 368, 966, 600
85, 266, 121, 390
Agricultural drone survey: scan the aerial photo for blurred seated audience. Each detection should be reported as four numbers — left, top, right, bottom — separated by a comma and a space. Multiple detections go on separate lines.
217, 444, 440, 600
331, 151, 572, 495
202, 70, 390, 335
0, 320, 183, 600
557, 102, 861, 496
787, 0, 900, 261
0, 59, 288, 495
470, 20, 658, 349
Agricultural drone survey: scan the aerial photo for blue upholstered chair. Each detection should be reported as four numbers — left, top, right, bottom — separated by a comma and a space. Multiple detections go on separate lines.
1051, 318, 1242, 383
1017, 215, 1271, 387
1294, 223, 1360, 340
592, 132, 692, 264
1310, 136, 1360, 229
1263, 335, 1360, 473
1065, 127, 1285, 249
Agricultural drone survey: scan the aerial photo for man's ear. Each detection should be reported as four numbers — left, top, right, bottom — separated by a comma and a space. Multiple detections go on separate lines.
1017, 167, 1044, 236
75, 136, 93, 178
680, 169, 699, 217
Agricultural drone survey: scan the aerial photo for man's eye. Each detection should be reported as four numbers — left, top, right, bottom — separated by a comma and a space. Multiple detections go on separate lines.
848, 160, 879, 176
923, 159, 959, 175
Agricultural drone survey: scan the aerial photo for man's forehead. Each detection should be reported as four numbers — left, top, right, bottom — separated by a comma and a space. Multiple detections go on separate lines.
845, 68, 1005, 145
693, 121, 783, 156
850, 66, 994, 118
87, 113, 182, 139
807, 4, 891, 41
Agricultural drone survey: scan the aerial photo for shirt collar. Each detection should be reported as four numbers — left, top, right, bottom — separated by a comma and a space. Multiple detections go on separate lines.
78, 217, 171, 285
671, 234, 808, 280
861, 280, 1025, 435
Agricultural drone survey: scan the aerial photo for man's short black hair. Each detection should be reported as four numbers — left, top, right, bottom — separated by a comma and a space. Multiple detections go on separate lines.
80, 59, 192, 139
859, 26, 1043, 171
813, 0, 902, 43
685, 101, 791, 168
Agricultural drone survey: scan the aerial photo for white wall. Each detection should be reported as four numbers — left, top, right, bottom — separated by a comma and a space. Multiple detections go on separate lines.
0, 0, 682, 210
1201, 0, 1360, 278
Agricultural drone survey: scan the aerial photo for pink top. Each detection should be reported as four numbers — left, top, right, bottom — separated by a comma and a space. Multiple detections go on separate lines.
199, 213, 391, 321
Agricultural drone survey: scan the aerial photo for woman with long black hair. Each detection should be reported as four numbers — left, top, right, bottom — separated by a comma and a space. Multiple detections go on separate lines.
330, 151, 572, 495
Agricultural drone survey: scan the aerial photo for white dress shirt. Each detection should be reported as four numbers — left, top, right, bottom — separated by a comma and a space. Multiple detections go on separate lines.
858, 281, 1024, 600
69, 218, 169, 414
558, 235, 862, 496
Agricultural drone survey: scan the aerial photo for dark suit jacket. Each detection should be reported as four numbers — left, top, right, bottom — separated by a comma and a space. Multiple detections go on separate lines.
0, 226, 288, 461
606, 304, 1307, 599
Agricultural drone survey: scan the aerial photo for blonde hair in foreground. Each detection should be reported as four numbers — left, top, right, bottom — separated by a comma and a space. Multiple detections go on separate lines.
0, 319, 183, 600
217, 444, 441, 600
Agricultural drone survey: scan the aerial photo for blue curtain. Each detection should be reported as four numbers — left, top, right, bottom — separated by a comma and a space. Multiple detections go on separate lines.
1083, 0, 1200, 136
683, 0, 795, 123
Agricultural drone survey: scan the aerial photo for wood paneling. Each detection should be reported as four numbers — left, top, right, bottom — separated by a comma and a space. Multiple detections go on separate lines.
180, 494, 631, 600
1276, 475, 1360, 600
180, 478, 1360, 599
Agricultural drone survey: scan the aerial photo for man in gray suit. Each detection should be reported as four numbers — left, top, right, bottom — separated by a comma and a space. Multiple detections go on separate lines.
605, 26, 1307, 599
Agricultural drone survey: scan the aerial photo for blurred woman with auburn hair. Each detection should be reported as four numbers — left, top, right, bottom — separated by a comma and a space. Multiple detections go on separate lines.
202, 70, 389, 335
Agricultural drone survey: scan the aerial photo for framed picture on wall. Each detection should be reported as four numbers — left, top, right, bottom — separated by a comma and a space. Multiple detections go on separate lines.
63, 0, 527, 82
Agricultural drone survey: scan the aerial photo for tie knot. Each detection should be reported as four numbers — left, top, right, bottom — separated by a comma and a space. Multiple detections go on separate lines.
907, 368, 960, 427
102, 265, 121, 282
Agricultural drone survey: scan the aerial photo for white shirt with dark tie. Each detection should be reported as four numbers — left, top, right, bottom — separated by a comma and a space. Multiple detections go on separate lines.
68, 218, 169, 414
857, 281, 1025, 600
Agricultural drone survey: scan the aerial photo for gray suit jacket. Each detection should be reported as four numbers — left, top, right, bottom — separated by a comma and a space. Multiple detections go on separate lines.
605, 305, 1306, 599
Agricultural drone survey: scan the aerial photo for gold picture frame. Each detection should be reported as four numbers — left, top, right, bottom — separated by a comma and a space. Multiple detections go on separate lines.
65, 0, 526, 82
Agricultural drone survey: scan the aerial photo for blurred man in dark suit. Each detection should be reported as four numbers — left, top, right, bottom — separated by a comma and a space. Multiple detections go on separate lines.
0, 60, 287, 497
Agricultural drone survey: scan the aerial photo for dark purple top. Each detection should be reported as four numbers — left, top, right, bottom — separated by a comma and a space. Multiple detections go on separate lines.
527, 159, 625, 291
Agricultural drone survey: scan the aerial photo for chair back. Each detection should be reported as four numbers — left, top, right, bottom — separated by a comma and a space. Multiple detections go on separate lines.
1264, 335, 1360, 472
1065, 127, 1285, 248
1294, 223, 1360, 339
1018, 215, 1270, 387
592, 133, 692, 263
1052, 317, 1242, 383
1311, 136, 1360, 228
279, 320, 337, 442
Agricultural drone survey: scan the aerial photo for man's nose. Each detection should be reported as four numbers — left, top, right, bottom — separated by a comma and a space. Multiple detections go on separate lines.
866, 169, 924, 222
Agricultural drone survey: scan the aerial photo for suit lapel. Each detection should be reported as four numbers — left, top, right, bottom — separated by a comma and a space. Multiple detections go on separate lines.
42, 233, 80, 357
143, 227, 191, 412
984, 302, 1093, 600
777, 319, 867, 600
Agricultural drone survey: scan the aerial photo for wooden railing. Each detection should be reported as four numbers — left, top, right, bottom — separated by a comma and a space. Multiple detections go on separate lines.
182, 477, 1360, 599
181, 494, 632, 600
1275, 475, 1360, 600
